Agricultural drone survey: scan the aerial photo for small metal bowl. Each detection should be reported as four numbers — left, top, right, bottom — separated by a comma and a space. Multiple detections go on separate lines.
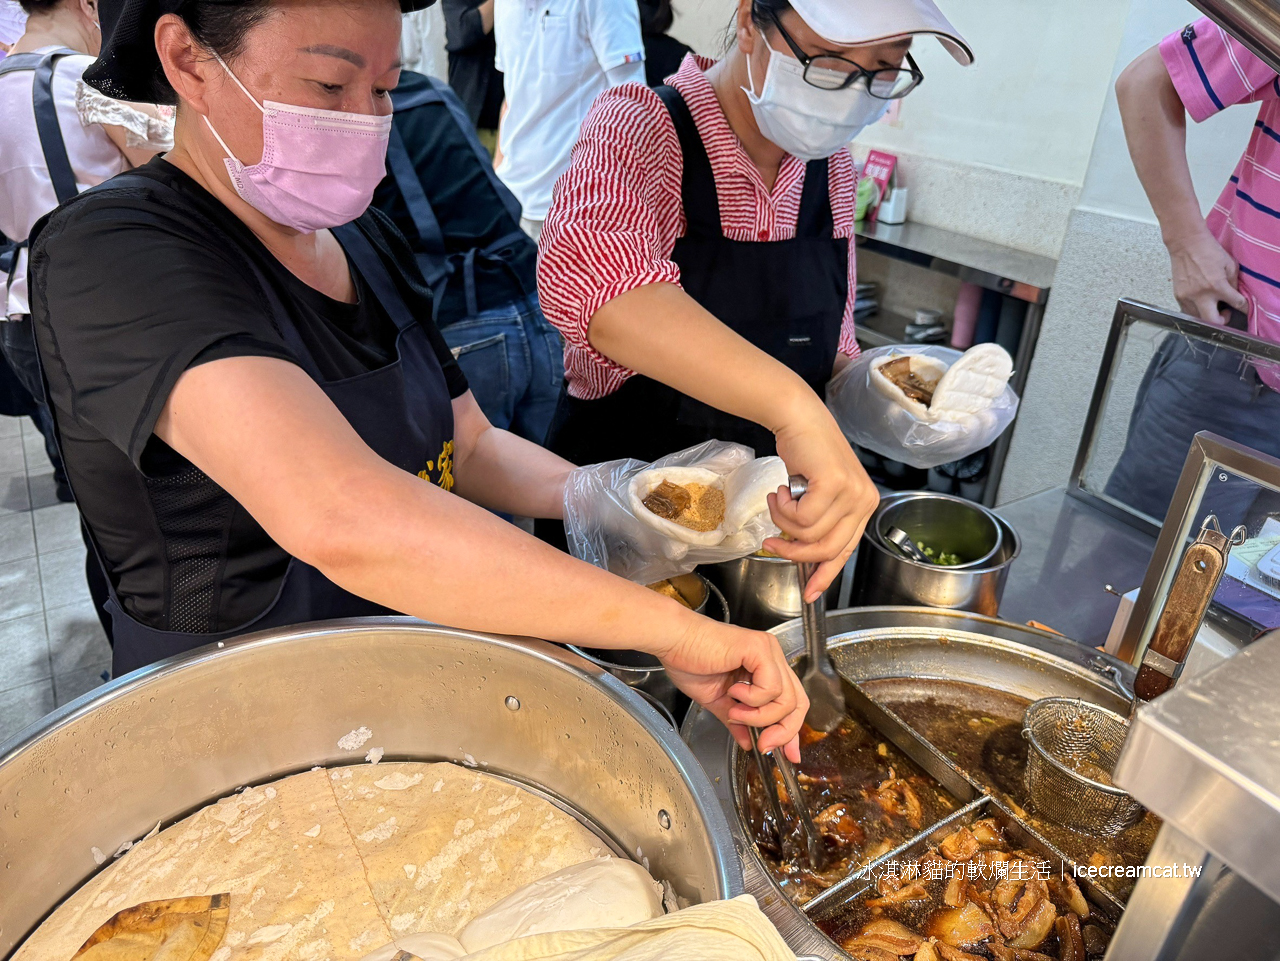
1023, 697, 1145, 838
874, 491, 1003, 569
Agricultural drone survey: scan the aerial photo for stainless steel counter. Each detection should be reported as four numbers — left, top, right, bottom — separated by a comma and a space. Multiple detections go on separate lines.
995, 486, 1157, 646
855, 219, 1057, 304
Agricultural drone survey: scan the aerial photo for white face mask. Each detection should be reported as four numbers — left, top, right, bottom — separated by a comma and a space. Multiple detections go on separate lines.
742, 33, 890, 161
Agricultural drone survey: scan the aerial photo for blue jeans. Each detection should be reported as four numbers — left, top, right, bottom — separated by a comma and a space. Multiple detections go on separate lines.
438, 295, 564, 445
0, 316, 66, 486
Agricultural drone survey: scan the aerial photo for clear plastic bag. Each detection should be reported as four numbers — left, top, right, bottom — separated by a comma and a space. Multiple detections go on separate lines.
563, 440, 787, 585
827, 344, 1019, 470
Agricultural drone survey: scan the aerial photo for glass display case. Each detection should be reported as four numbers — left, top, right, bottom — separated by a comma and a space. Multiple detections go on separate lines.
1069, 300, 1280, 651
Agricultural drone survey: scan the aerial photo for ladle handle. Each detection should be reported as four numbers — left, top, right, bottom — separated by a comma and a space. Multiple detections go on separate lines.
798, 561, 827, 663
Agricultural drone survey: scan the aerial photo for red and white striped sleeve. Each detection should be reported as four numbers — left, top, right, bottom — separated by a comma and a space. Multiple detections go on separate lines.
829, 147, 861, 358
537, 84, 685, 399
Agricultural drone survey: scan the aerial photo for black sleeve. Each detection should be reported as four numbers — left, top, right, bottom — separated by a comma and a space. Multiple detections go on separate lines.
29, 195, 303, 468
359, 206, 470, 400
442, 0, 487, 53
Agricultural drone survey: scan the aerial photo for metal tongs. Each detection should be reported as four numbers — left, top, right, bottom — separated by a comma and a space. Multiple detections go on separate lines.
746, 476, 848, 871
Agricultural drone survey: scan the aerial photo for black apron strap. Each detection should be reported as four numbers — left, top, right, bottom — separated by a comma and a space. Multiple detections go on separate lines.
332, 222, 419, 334
796, 159, 835, 239
654, 85, 721, 236
32, 52, 80, 204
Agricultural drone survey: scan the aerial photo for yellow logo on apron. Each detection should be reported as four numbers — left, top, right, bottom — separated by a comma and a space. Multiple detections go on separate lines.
419, 439, 455, 492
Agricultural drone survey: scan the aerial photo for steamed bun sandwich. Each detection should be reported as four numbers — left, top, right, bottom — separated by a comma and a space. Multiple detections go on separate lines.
16, 760, 795, 961
870, 343, 1014, 425
831, 343, 1020, 470
629, 456, 788, 549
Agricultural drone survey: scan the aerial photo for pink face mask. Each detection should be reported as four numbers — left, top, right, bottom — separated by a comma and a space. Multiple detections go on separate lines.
205, 55, 392, 233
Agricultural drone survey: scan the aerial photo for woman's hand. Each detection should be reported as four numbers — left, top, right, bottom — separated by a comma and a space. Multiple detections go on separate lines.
764, 397, 879, 602
1168, 227, 1248, 324
653, 616, 808, 761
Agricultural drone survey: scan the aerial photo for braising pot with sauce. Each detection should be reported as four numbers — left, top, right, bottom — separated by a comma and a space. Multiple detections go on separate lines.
683, 607, 1143, 961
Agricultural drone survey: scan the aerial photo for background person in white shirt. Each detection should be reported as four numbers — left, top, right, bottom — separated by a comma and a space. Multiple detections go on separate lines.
493, 0, 645, 239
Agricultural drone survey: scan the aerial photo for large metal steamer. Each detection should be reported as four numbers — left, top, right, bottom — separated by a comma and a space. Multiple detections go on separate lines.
683, 607, 1138, 961
0, 620, 742, 961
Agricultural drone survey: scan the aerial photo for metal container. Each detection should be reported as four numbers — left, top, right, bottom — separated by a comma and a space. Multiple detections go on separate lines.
853, 492, 1021, 615
704, 554, 842, 630
682, 606, 1136, 961
875, 490, 1003, 568
0, 619, 742, 959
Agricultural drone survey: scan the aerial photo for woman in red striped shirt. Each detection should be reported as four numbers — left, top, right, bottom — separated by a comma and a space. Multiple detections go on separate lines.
537, 0, 972, 598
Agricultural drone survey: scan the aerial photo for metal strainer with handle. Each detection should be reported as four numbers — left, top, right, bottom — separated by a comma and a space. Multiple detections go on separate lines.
1023, 698, 1144, 837
1022, 515, 1246, 838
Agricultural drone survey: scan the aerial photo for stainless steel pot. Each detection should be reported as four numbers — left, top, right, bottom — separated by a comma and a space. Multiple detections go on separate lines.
704, 554, 842, 630
852, 492, 1021, 616
682, 606, 1136, 961
0, 619, 742, 960
874, 490, 1003, 568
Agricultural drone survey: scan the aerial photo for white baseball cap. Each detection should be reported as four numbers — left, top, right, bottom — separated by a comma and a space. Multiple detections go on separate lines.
788, 0, 974, 66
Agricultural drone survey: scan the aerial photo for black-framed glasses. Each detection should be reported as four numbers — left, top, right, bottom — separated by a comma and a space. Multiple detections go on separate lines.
767, 11, 924, 98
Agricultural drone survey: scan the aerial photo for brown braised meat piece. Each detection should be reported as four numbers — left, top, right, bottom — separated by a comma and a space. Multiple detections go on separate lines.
880, 356, 937, 406
846, 919, 924, 956
927, 902, 996, 950
815, 801, 866, 848
939, 827, 980, 862
642, 480, 691, 519
971, 818, 1005, 847
943, 874, 970, 908
866, 881, 930, 909
936, 945, 988, 961
1048, 874, 1090, 919
873, 770, 925, 829
1057, 915, 1086, 961
993, 871, 1057, 949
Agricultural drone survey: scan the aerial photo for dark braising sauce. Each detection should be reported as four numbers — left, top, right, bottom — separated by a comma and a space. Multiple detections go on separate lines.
743, 700, 960, 905
863, 678, 1160, 900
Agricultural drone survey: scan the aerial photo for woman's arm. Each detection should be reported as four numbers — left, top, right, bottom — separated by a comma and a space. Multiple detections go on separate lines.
155, 356, 808, 756
1116, 45, 1247, 323
590, 282, 878, 600
450, 390, 573, 518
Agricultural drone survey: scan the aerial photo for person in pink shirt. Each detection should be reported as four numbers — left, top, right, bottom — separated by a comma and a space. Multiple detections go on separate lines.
1105, 17, 1280, 522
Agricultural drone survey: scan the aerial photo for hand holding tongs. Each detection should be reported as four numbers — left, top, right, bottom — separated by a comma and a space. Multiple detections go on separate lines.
746, 476, 844, 871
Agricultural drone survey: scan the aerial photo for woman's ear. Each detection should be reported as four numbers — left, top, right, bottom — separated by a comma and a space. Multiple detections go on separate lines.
736, 0, 756, 56
155, 13, 214, 113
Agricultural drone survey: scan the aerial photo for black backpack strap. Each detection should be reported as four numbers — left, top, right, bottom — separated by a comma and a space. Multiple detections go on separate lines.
426, 76, 524, 226
32, 51, 80, 204
385, 121, 449, 289
2, 48, 81, 301
796, 158, 835, 240
0, 52, 46, 76
653, 84, 721, 237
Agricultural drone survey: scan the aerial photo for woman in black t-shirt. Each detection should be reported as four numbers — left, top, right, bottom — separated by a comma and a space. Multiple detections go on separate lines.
28, 0, 807, 759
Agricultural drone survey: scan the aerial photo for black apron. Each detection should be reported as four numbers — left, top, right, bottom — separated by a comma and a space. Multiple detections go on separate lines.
48, 219, 456, 677
543, 84, 848, 466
